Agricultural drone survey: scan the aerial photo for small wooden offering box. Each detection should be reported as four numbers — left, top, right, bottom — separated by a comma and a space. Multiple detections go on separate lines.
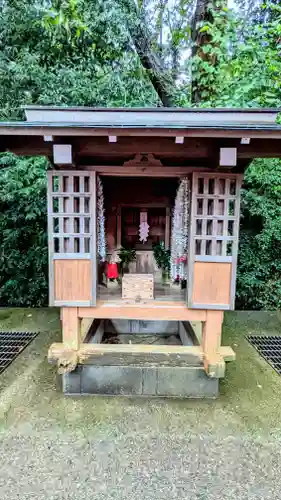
122, 274, 154, 300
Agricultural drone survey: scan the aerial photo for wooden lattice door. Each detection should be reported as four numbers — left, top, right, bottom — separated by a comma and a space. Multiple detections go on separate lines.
188, 172, 242, 310
47, 170, 96, 306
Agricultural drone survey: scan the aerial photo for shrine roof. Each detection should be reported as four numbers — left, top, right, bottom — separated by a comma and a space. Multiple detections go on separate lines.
0, 106, 281, 141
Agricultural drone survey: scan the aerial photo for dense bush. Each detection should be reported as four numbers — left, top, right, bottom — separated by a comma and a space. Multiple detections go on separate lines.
0, 153, 48, 306
236, 159, 281, 310
1, 1, 281, 309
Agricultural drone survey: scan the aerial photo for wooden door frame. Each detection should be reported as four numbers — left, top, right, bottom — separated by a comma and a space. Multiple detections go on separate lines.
47, 169, 97, 307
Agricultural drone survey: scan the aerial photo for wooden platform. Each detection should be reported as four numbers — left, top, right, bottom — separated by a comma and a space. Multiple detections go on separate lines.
98, 283, 185, 302
49, 340, 235, 397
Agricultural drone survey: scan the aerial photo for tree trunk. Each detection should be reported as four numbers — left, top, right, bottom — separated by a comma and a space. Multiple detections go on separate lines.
120, 0, 226, 107
191, 0, 211, 104
191, 0, 227, 104
120, 0, 175, 107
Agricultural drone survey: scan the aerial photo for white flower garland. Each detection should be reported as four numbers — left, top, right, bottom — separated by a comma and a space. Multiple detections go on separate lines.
139, 211, 150, 243
170, 177, 190, 281
97, 176, 106, 262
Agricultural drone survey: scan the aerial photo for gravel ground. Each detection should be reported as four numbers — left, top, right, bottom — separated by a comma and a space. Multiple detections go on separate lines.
1, 308, 281, 500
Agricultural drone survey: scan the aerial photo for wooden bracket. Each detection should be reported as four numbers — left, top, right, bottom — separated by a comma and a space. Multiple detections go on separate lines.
204, 352, 225, 378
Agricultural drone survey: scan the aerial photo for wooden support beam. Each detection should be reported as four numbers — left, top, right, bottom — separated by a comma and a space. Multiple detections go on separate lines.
3, 125, 281, 139
179, 321, 200, 346
202, 310, 225, 378
80, 319, 105, 344
48, 342, 235, 372
89, 166, 211, 177
179, 322, 191, 346
78, 303, 207, 322
7, 134, 281, 163
48, 343, 204, 367
77, 136, 213, 158
90, 319, 105, 344
80, 318, 94, 342
61, 307, 81, 350
202, 310, 224, 354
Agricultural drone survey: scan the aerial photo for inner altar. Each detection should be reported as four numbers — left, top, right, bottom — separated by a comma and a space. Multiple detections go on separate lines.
97, 175, 189, 302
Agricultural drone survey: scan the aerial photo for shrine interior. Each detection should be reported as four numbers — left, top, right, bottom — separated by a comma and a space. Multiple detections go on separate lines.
97, 175, 187, 302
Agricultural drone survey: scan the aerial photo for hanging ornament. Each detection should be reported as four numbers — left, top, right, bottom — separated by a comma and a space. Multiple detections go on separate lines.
139, 211, 150, 243
97, 176, 106, 262
170, 177, 190, 281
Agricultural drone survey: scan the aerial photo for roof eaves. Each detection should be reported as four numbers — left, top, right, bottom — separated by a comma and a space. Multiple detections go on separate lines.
1, 121, 281, 130
23, 105, 281, 114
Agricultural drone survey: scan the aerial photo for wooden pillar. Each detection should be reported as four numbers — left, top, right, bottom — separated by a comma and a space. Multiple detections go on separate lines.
202, 310, 223, 353
117, 206, 122, 248
61, 307, 81, 350
202, 309, 225, 378
165, 206, 171, 249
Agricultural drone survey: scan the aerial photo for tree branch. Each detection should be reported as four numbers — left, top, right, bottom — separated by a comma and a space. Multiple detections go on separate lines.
119, 0, 176, 107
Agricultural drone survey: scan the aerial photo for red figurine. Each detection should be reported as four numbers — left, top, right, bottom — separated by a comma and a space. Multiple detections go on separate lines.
107, 262, 118, 279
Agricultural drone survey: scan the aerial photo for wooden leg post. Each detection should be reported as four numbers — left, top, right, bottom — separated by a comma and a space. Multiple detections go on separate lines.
62, 307, 81, 350
56, 307, 81, 374
202, 310, 225, 378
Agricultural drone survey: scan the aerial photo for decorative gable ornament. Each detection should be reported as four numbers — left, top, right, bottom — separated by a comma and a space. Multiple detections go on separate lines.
123, 153, 163, 168
139, 211, 150, 243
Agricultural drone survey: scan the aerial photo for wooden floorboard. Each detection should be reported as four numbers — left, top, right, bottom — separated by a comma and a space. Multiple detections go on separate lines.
98, 284, 185, 302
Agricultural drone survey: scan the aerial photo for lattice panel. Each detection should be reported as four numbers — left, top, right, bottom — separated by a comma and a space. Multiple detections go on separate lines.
191, 174, 242, 259
48, 171, 95, 256
188, 173, 243, 310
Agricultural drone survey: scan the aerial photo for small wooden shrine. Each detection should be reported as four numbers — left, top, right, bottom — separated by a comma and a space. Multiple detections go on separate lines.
1, 106, 281, 397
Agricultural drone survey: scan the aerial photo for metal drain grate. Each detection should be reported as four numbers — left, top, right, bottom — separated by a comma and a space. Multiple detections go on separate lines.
247, 335, 281, 375
0, 331, 39, 374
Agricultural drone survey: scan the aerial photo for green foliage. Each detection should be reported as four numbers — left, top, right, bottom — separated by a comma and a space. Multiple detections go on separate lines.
1, 0, 281, 308
0, 153, 48, 306
118, 247, 136, 265
237, 159, 281, 310
153, 241, 171, 273
0, 0, 158, 120
187, 0, 281, 108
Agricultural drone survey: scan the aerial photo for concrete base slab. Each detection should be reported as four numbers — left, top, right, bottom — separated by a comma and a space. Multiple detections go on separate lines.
63, 365, 218, 398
